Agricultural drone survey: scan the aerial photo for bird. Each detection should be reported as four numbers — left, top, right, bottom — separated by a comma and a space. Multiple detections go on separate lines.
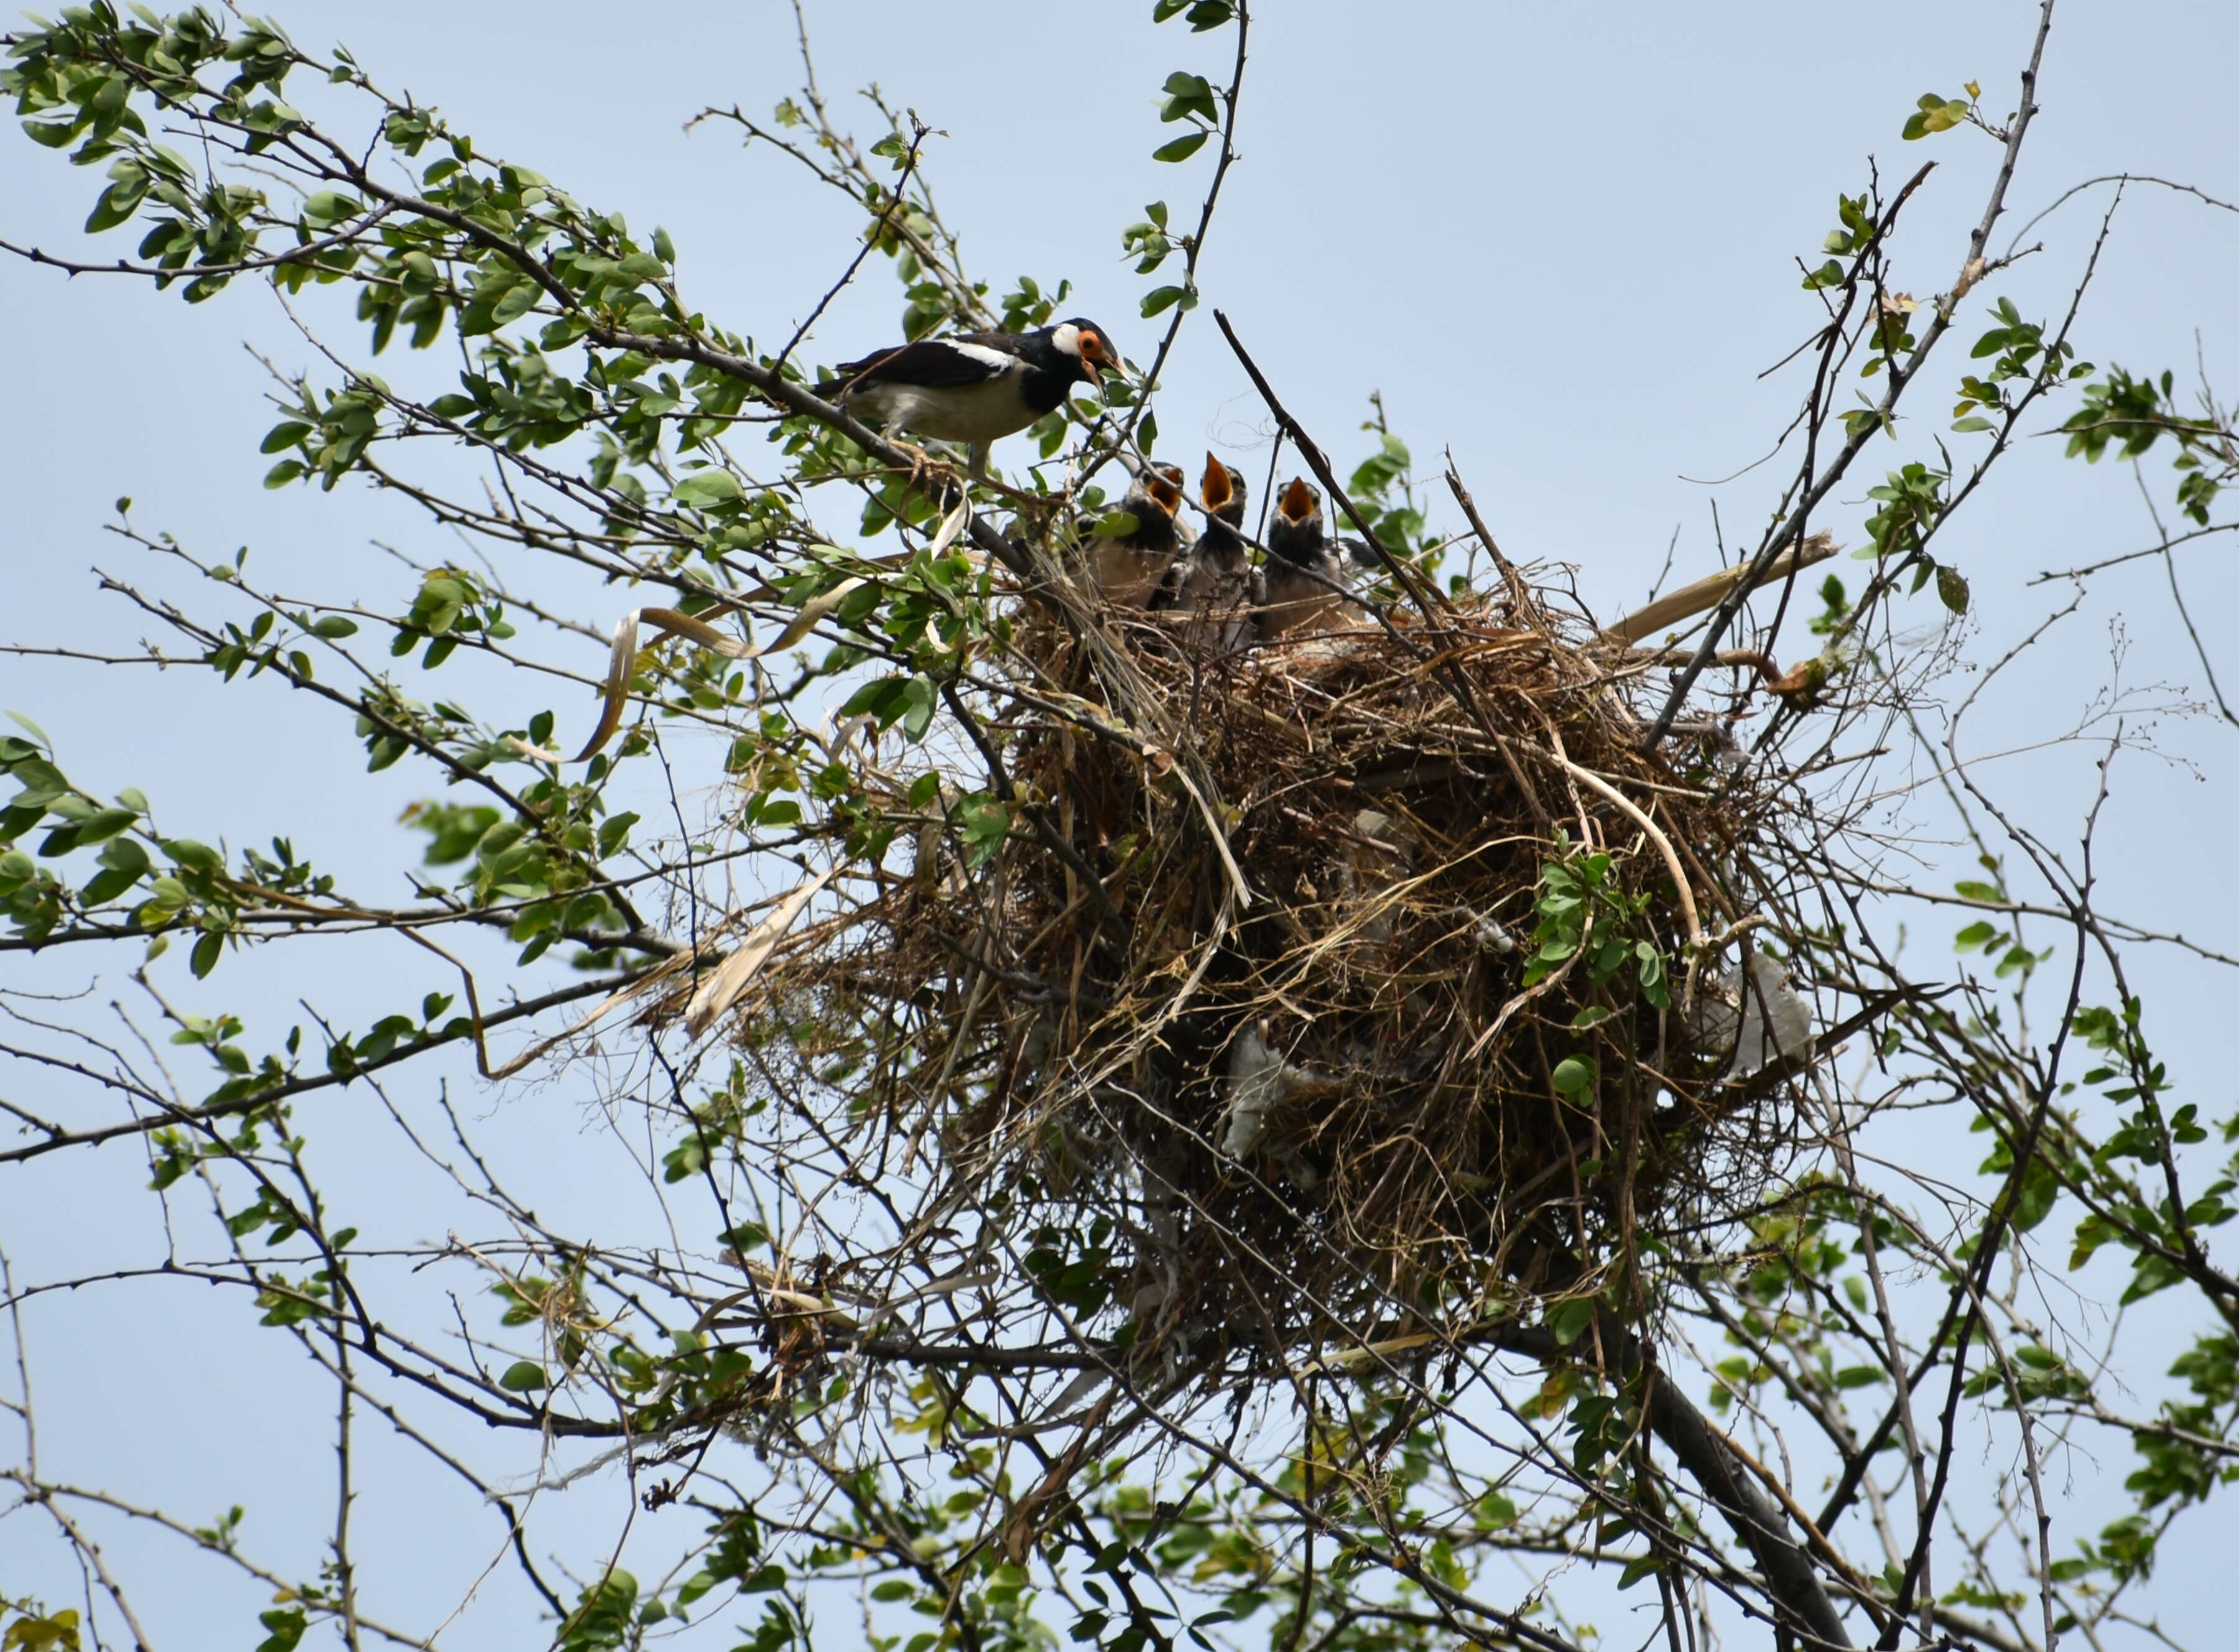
1258, 476, 1361, 640
1156, 452, 1258, 649
830, 318, 1124, 478
1083, 462, 1192, 607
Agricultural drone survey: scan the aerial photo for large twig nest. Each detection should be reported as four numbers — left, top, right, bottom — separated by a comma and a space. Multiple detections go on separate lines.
725, 568, 1821, 1375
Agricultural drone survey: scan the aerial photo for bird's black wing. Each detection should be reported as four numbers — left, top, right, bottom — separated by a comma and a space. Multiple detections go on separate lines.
837, 336, 1018, 391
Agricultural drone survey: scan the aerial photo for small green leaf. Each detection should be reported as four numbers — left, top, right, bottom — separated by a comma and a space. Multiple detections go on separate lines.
75, 807, 138, 844
1936, 565, 1970, 614
301, 190, 362, 222
1954, 920, 2000, 951
1551, 1056, 1597, 1095
1141, 283, 1191, 317
1152, 131, 1209, 164
674, 470, 744, 509
899, 674, 937, 743
499, 1360, 549, 1392
1902, 93, 1970, 140
1549, 1295, 1597, 1345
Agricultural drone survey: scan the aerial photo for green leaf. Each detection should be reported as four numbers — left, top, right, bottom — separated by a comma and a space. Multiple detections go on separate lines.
1141, 282, 1191, 316
1549, 1295, 1597, 1345
1151, 131, 1208, 164
1551, 1056, 1597, 1095
75, 807, 138, 844
255, 1605, 308, 1652
499, 1360, 549, 1392
1159, 72, 1217, 124
300, 190, 361, 221
838, 675, 909, 725
1936, 565, 1970, 614
899, 674, 937, 743
958, 794, 1011, 866
674, 470, 744, 509
85, 182, 145, 233
260, 421, 312, 453
1902, 93, 1971, 140
1950, 414, 1993, 434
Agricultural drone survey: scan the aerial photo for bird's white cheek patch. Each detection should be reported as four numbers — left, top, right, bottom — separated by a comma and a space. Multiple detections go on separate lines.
1050, 322, 1082, 358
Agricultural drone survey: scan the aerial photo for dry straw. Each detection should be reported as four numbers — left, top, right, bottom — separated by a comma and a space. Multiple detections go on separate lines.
677, 519, 1835, 1383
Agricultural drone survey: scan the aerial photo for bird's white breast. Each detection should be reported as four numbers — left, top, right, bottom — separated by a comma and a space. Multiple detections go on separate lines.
855, 373, 1035, 443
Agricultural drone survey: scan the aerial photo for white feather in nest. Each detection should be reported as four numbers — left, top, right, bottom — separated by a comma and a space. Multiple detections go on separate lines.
1218, 1019, 1338, 1166
1219, 1022, 1290, 1159
1689, 952, 1814, 1076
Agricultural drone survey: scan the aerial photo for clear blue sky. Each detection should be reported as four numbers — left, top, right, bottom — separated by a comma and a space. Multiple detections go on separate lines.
4, 1, 2238, 1644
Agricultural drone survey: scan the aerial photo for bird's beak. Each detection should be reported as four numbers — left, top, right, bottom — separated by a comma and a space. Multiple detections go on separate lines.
1083, 332, 1128, 387
1147, 474, 1182, 513
1200, 452, 1231, 512
1280, 477, 1314, 522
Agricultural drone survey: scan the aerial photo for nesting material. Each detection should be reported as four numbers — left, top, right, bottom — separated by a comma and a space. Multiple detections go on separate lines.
1689, 953, 1815, 1077
721, 565, 1825, 1371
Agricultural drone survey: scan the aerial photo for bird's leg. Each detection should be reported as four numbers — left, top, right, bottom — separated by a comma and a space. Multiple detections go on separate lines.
888, 439, 963, 509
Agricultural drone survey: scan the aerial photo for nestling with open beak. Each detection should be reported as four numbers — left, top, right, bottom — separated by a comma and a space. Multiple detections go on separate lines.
831, 318, 1125, 478
1086, 462, 1194, 607
1156, 452, 1259, 649
1258, 476, 1361, 640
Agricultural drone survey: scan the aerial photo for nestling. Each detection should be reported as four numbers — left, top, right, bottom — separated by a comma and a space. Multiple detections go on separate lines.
1155, 452, 1258, 650
1258, 476, 1361, 640
1085, 462, 1193, 607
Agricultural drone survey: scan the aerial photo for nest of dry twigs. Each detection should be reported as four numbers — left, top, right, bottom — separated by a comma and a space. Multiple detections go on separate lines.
714, 556, 1822, 1375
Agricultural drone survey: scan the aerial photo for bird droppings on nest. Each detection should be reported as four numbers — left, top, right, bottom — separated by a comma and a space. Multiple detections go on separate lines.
682, 475, 1842, 1383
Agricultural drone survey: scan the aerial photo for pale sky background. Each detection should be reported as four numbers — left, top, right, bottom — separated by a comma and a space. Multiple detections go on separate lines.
5, 1, 2239, 1646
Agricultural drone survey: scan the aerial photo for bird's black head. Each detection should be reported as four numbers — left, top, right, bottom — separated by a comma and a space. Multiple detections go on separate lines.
1131, 462, 1185, 519
1050, 318, 1125, 387
1277, 477, 1322, 529
1199, 451, 1247, 526
1266, 476, 1326, 564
